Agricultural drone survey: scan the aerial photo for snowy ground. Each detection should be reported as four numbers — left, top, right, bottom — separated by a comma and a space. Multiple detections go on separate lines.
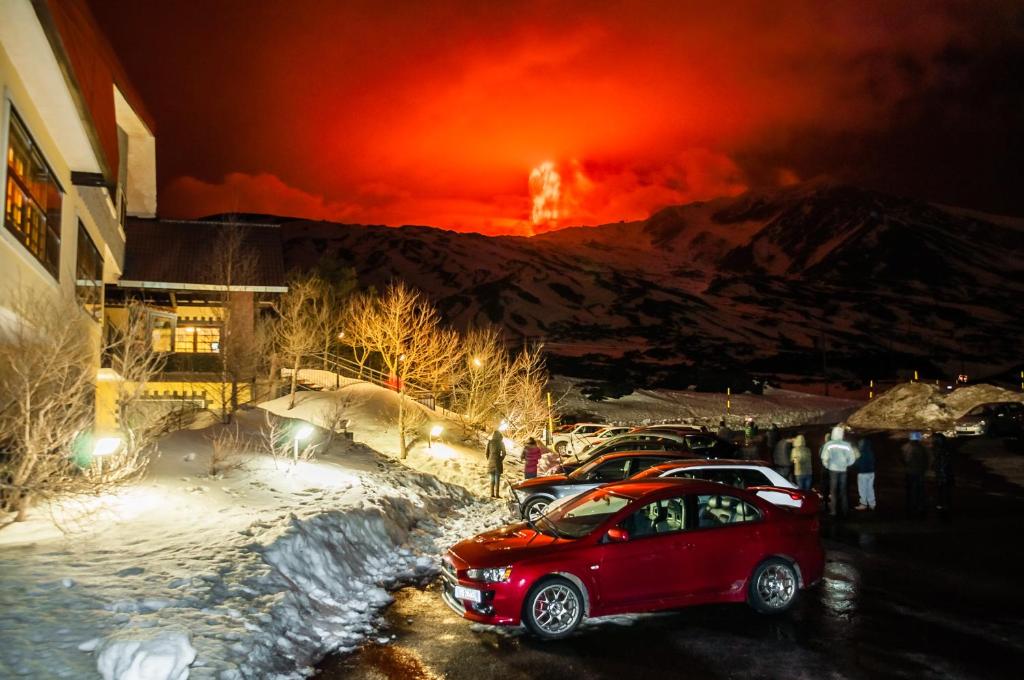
552, 376, 862, 429
0, 382, 511, 680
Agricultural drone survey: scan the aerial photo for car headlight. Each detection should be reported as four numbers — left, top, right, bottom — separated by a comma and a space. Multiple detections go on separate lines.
978, 420, 987, 426
466, 566, 513, 583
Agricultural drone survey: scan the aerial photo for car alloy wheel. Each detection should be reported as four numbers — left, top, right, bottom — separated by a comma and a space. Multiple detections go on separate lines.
750, 559, 798, 613
524, 497, 551, 522
554, 441, 567, 454
526, 580, 582, 638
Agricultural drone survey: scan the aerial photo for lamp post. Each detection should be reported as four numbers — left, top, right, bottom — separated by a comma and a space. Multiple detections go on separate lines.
429, 424, 443, 449
92, 436, 123, 476
293, 424, 314, 461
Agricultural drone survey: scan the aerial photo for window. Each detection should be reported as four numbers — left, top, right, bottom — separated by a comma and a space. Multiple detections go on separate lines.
967, 405, 988, 416
174, 325, 220, 353
630, 457, 672, 475
588, 458, 631, 482
4, 110, 62, 278
75, 222, 103, 320
148, 313, 176, 352
696, 494, 761, 528
619, 496, 686, 538
544, 491, 631, 538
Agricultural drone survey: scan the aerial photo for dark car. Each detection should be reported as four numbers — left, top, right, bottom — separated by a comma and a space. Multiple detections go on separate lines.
444, 479, 824, 639
568, 432, 736, 472
509, 451, 696, 521
954, 402, 1024, 438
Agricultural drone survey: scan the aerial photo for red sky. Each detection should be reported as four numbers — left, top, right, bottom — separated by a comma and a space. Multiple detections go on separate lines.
89, 0, 1024, 235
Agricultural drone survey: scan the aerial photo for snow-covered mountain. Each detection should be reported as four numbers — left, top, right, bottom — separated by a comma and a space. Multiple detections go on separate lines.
271, 181, 1024, 387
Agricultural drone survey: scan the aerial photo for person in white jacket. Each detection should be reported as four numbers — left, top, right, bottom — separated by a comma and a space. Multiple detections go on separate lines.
820, 425, 860, 518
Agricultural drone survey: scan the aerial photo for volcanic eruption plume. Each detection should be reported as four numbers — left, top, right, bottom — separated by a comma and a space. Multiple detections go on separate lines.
529, 161, 561, 232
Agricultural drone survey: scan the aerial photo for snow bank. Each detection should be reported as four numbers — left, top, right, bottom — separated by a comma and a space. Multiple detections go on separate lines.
551, 377, 861, 428
847, 382, 1024, 430
0, 400, 511, 680
96, 629, 195, 680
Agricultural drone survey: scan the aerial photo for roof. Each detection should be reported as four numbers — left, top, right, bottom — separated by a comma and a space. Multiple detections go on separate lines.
119, 219, 287, 290
34, 0, 155, 186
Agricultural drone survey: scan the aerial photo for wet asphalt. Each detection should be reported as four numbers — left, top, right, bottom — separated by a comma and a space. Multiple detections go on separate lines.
318, 432, 1024, 679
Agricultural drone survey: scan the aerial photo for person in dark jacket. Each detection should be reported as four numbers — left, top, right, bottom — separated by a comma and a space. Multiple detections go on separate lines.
716, 419, 732, 442
854, 436, 876, 510
485, 430, 507, 498
901, 431, 929, 517
772, 435, 793, 481
765, 423, 780, 452
931, 432, 955, 519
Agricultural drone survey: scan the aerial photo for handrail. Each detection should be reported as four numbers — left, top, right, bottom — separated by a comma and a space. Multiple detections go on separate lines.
301, 351, 437, 409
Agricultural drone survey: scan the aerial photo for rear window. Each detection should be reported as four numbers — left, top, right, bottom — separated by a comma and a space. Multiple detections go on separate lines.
696, 494, 761, 528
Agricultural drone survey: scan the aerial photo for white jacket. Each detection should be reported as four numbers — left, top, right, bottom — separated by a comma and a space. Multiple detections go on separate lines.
820, 426, 860, 471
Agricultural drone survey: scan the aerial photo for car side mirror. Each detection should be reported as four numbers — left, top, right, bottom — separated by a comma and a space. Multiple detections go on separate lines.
605, 527, 630, 543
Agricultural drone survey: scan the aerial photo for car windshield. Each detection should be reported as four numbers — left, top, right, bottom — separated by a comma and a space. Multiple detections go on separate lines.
542, 490, 631, 538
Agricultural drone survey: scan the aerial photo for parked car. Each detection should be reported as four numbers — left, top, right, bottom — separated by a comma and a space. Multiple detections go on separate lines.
443, 478, 824, 639
551, 423, 607, 454
566, 432, 737, 472
954, 402, 1024, 438
631, 459, 807, 508
509, 451, 696, 521
630, 424, 708, 435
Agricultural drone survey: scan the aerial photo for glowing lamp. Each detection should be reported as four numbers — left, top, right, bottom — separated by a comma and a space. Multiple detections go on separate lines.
93, 436, 123, 457
498, 420, 509, 433
294, 424, 314, 442
472, 357, 482, 367
430, 425, 444, 437
184, 326, 195, 333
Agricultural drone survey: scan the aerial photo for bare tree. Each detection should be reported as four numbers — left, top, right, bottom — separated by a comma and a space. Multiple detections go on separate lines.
495, 343, 549, 441
358, 282, 462, 458
311, 279, 346, 371
0, 296, 164, 524
273, 274, 322, 409
260, 410, 319, 463
211, 224, 259, 423
339, 291, 377, 378
450, 326, 508, 430
206, 424, 247, 476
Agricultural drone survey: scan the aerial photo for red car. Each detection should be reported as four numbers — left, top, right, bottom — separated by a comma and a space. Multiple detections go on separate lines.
442, 478, 823, 639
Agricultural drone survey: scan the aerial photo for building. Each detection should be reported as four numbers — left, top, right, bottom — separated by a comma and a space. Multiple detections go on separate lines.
0, 0, 155, 354
101, 217, 287, 425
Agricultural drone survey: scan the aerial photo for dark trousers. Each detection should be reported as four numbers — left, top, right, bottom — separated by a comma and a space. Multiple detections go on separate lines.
905, 473, 925, 516
489, 471, 502, 497
828, 471, 848, 516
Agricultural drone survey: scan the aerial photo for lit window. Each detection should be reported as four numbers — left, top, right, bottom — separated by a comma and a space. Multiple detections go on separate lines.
75, 222, 103, 320
149, 314, 175, 352
174, 325, 220, 353
4, 110, 62, 278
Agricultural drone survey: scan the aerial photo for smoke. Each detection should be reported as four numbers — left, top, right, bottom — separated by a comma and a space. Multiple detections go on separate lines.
529, 161, 561, 230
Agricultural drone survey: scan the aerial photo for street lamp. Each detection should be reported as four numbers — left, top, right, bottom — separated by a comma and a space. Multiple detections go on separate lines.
92, 436, 123, 476
498, 420, 509, 433
429, 424, 443, 448
472, 357, 482, 368
294, 424, 314, 460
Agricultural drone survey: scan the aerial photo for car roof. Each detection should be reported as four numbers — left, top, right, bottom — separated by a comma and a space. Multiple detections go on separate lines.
646, 459, 765, 470
603, 432, 687, 443
601, 477, 752, 500
589, 450, 691, 462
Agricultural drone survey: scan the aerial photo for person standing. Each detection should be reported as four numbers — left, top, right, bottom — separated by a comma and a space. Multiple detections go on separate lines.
521, 437, 546, 480
744, 417, 759, 444
717, 419, 732, 442
765, 423, 780, 452
790, 434, 813, 490
931, 432, 955, 520
820, 425, 860, 518
901, 431, 929, 517
485, 430, 507, 498
772, 434, 794, 481
854, 436, 876, 511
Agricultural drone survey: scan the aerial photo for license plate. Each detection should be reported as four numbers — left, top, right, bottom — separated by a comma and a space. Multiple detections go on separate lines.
454, 585, 482, 603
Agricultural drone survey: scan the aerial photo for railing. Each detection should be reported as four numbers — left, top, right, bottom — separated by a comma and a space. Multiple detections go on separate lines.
290, 352, 437, 410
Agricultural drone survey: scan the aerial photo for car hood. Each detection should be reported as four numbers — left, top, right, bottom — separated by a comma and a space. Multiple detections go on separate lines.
513, 474, 569, 490
955, 414, 984, 424
449, 523, 571, 568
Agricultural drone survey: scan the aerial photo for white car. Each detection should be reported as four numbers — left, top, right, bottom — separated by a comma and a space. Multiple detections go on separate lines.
576, 425, 633, 452
550, 423, 607, 454
632, 460, 807, 508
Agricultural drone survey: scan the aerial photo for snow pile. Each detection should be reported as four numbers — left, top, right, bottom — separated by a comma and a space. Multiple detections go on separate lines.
0, 397, 511, 680
552, 377, 861, 428
847, 382, 1024, 430
96, 629, 196, 680
259, 383, 523, 496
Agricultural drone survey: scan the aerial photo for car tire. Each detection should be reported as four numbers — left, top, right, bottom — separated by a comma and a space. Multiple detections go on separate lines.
747, 558, 799, 614
554, 441, 567, 454
523, 496, 552, 522
522, 577, 584, 640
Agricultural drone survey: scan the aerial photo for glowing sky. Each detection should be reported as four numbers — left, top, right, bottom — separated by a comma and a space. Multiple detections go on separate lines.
89, 0, 1024, 234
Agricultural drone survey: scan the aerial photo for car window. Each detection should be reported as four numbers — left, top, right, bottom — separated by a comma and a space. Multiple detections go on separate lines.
619, 496, 686, 538
587, 458, 632, 482
695, 494, 761, 528
684, 435, 717, 450
1006, 403, 1022, 413
578, 425, 602, 434
546, 491, 632, 538
967, 405, 987, 416
629, 457, 672, 475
